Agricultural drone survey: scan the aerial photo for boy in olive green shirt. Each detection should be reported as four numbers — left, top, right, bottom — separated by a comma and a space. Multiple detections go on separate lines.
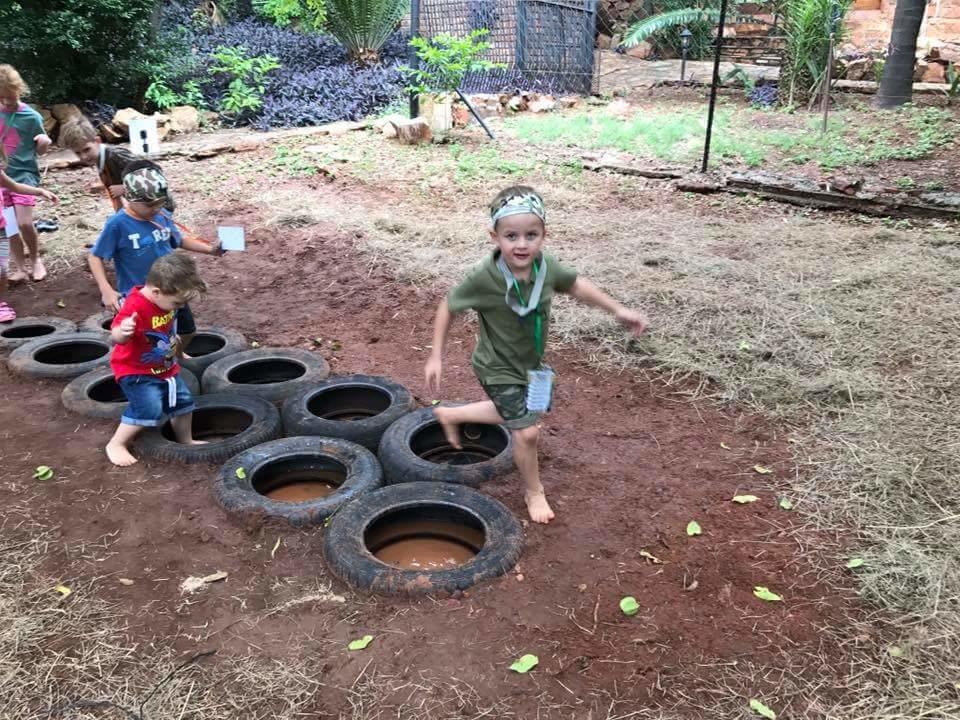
425, 186, 649, 524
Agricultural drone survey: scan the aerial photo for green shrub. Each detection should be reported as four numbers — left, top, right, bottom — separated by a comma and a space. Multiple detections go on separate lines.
144, 79, 206, 112
0, 0, 157, 106
210, 45, 281, 115
403, 30, 502, 96
326, 0, 410, 63
253, 0, 326, 29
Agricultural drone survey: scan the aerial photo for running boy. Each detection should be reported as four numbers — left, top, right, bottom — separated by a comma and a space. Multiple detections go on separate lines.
59, 117, 176, 213
106, 252, 207, 466
88, 165, 220, 350
0, 64, 53, 282
424, 186, 649, 524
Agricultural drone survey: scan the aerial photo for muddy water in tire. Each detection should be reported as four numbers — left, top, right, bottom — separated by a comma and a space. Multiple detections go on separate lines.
370, 519, 483, 570
258, 467, 345, 503
413, 423, 505, 465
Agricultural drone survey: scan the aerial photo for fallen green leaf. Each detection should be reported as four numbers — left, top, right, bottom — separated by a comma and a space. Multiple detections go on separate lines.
509, 654, 539, 673
888, 645, 904, 658
431, 400, 441, 406
251, 341, 260, 348
778, 497, 794, 510
749, 699, 777, 719
686, 520, 702, 536
720, 442, 731, 450
33, 465, 54, 481
846, 557, 865, 569
56, 300, 66, 308
54, 584, 72, 598
753, 465, 773, 475
331, 341, 342, 351
733, 495, 759, 504
738, 340, 751, 351
348, 635, 374, 651
753, 586, 783, 602
235, 467, 246, 480
639, 550, 663, 564
619, 596, 640, 616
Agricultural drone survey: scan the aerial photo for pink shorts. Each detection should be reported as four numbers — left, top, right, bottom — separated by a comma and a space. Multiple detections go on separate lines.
1, 188, 37, 207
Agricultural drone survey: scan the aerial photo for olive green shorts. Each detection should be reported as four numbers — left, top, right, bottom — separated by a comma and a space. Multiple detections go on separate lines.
481, 383, 540, 430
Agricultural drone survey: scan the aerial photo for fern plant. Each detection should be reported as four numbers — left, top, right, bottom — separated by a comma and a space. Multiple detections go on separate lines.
326, 0, 410, 64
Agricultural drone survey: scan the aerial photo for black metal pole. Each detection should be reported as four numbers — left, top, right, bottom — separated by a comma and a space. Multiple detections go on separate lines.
681, 46, 688, 81
455, 89, 496, 139
409, 0, 421, 119
701, 0, 730, 173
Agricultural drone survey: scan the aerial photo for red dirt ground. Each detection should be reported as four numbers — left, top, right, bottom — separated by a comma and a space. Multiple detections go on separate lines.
3, 165, 857, 718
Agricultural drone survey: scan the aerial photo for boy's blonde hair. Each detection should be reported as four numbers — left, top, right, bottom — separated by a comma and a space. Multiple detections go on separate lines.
0, 65, 29, 97
146, 252, 208, 298
59, 118, 99, 150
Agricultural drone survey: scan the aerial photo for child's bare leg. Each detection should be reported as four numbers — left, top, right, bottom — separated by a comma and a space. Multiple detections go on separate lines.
7, 234, 27, 283
178, 332, 195, 359
106, 423, 143, 466
513, 424, 554, 524
433, 401, 503, 449
170, 412, 206, 445
15, 205, 45, 281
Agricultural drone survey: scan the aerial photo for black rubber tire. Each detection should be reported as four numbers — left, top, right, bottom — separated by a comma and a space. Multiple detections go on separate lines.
377, 407, 514, 487
8, 332, 112, 379
281, 374, 416, 451
323, 481, 523, 596
61, 366, 200, 419
135, 393, 282, 465
0, 316, 77, 352
215, 436, 383, 528
80, 311, 115, 335
180, 326, 248, 378
202, 347, 330, 405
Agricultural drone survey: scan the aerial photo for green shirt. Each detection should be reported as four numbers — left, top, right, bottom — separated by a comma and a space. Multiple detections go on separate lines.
448, 251, 578, 385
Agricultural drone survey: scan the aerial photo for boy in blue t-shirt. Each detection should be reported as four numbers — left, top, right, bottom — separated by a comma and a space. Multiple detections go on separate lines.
89, 164, 222, 350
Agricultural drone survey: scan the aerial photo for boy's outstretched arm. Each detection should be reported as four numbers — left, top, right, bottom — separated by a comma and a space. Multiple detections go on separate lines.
425, 298, 453, 395
88, 254, 122, 312
0, 173, 58, 203
567, 277, 649, 336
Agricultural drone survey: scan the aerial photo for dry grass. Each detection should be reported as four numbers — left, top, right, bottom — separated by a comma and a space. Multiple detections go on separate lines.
257, 129, 960, 717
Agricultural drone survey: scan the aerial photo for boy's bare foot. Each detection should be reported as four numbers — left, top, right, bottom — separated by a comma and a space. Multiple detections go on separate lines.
7, 269, 27, 284
32, 259, 47, 282
525, 489, 555, 524
433, 407, 462, 449
106, 441, 138, 467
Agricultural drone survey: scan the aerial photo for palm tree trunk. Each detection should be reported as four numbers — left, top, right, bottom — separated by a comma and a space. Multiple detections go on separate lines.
875, 0, 926, 108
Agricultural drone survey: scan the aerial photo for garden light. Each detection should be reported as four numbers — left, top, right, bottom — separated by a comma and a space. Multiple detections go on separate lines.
680, 27, 693, 81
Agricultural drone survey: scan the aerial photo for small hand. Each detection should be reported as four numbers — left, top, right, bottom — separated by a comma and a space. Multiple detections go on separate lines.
211, 238, 226, 257
34, 134, 52, 153
616, 307, 649, 336
425, 354, 443, 396
108, 184, 125, 199
102, 288, 122, 313
118, 312, 138, 340
38, 188, 59, 204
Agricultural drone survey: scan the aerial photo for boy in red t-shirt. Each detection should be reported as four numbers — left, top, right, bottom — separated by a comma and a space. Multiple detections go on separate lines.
106, 252, 208, 466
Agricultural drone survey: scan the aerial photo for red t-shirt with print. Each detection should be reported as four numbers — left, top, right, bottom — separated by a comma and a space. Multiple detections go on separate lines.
110, 287, 181, 380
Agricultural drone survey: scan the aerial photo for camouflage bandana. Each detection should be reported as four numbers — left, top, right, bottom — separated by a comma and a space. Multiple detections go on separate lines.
123, 167, 169, 203
490, 191, 546, 228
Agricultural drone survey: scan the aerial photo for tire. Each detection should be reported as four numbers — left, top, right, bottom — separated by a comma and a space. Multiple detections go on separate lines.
215, 436, 383, 528
323, 481, 523, 596
281, 374, 416, 451
8, 332, 112, 379
80, 311, 115, 335
181, 326, 248, 378
62, 366, 200, 419
135, 393, 282, 465
202, 347, 330, 405
377, 407, 514, 487
0, 316, 77, 352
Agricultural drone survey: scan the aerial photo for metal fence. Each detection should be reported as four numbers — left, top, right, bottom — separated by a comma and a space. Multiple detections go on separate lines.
416, 0, 599, 95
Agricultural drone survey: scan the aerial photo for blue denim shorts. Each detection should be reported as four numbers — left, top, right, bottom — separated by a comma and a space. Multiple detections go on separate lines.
118, 374, 195, 427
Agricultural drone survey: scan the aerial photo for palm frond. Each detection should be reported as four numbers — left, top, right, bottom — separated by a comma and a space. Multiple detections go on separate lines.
622, 8, 719, 47
326, 0, 410, 61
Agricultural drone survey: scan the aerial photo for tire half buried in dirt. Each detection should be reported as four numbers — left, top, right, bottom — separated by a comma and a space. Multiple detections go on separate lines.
323, 482, 523, 595
80, 311, 115, 335
62, 366, 200, 419
202, 347, 330, 404
0, 316, 77, 352
8, 332, 112, 379
377, 407, 514, 486
281, 374, 416, 451
215, 436, 382, 528
135, 393, 281, 464
180, 326, 248, 378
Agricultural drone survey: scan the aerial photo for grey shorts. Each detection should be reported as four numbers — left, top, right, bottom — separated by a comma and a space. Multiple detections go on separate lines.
481, 383, 540, 430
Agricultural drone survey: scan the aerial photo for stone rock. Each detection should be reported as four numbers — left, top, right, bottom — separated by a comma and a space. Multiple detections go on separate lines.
30, 105, 57, 137
375, 113, 406, 137
168, 105, 200, 135
625, 41, 653, 59
921, 61, 947, 83
98, 123, 123, 143
597, 33, 613, 50
607, 98, 632, 117
111, 107, 146, 136
528, 95, 557, 113
913, 60, 928, 82
507, 94, 528, 112
843, 57, 874, 81
201, 110, 219, 128
389, 117, 432, 145
938, 42, 960, 63
49, 103, 83, 125
452, 102, 471, 127
154, 113, 173, 141
559, 95, 582, 109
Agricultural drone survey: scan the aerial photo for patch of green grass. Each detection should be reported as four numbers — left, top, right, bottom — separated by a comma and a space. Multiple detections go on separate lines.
450, 145, 536, 184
